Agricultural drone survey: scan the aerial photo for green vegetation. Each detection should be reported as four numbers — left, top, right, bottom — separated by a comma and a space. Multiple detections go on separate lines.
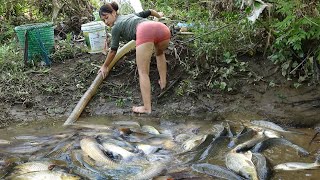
144, 0, 319, 95
269, 0, 320, 84
0, 0, 319, 100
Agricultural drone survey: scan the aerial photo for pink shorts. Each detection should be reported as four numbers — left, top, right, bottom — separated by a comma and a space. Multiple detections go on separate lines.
136, 21, 171, 47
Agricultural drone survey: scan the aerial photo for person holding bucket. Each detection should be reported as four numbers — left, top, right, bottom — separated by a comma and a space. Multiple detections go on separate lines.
99, 1, 170, 114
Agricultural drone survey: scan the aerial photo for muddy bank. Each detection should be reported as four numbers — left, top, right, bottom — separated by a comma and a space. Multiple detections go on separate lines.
0, 53, 319, 128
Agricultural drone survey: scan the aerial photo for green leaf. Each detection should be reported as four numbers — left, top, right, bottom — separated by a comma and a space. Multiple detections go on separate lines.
220, 82, 227, 90
294, 83, 301, 88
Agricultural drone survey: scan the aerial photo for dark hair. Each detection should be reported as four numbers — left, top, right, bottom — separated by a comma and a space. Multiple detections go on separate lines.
99, 1, 119, 16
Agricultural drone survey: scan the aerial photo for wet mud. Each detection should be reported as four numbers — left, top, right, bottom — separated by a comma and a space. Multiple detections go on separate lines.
0, 53, 319, 129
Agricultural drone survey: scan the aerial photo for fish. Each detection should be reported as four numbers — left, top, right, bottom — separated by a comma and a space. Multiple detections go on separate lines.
224, 122, 236, 138
263, 130, 281, 138
191, 163, 244, 180
80, 137, 118, 167
140, 134, 174, 148
11, 135, 39, 140
71, 165, 107, 180
196, 136, 230, 162
70, 123, 112, 131
228, 127, 257, 148
120, 129, 154, 143
211, 124, 227, 138
174, 134, 191, 143
136, 144, 161, 155
6, 160, 66, 178
252, 153, 272, 180
251, 138, 309, 156
8, 170, 80, 180
45, 139, 75, 158
70, 150, 102, 174
141, 125, 160, 135
129, 161, 167, 180
250, 120, 304, 134
101, 142, 137, 161
0, 139, 11, 145
232, 130, 266, 153
274, 155, 320, 171
250, 120, 288, 132
182, 135, 207, 152
225, 151, 258, 180
112, 121, 141, 128
2, 144, 43, 154
96, 136, 137, 152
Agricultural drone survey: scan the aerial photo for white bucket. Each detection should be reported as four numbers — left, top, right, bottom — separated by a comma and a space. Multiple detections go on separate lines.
81, 21, 106, 53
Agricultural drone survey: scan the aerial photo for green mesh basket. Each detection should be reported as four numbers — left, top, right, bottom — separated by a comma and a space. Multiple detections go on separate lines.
15, 22, 54, 65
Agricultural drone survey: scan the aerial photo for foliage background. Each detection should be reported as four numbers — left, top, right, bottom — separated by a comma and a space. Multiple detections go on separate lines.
0, 0, 319, 94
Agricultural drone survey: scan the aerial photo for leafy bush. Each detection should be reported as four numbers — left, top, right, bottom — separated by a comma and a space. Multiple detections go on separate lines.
268, 0, 320, 83
0, 42, 24, 73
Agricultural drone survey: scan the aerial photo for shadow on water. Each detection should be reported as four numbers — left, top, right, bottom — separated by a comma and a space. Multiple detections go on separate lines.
0, 113, 319, 179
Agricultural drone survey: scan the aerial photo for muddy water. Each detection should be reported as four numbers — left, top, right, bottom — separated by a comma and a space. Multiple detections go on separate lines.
0, 114, 319, 180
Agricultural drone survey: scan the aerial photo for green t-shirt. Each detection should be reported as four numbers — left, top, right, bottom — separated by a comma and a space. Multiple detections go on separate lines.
110, 13, 149, 51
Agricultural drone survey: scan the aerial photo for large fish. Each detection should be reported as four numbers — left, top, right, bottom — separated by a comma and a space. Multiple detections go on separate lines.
182, 135, 207, 152
250, 120, 288, 132
225, 151, 258, 180
112, 121, 141, 128
232, 130, 266, 153
136, 144, 161, 155
96, 136, 137, 152
71, 165, 107, 180
9, 170, 80, 180
228, 127, 257, 148
6, 160, 66, 178
129, 161, 167, 180
101, 142, 137, 161
2, 144, 43, 154
141, 125, 160, 135
250, 120, 304, 134
80, 137, 118, 167
196, 136, 230, 162
192, 163, 243, 180
251, 138, 309, 156
45, 138, 75, 158
70, 150, 102, 174
252, 153, 272, 180
0, 139, 11, 145
211, 124, 227, 138
70, 123, 112, 131
274, 155, 320, 171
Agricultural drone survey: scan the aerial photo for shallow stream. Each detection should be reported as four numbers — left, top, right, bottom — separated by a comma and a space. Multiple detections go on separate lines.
0, 113, 319, 180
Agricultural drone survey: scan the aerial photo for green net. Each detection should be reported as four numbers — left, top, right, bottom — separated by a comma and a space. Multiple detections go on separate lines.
15, 22, 54, 65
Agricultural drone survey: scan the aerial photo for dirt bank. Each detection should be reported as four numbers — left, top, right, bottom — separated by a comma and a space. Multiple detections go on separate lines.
0, 51, 319, 128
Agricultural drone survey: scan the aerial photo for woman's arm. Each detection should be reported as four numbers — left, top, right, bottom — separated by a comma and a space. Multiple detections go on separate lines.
135, 9, 164, 18
99, 50, 116, 78
149, 9, 164, 18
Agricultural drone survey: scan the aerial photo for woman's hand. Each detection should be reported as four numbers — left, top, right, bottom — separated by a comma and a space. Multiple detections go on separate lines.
98, 66, 109, 79
158, 12, 164, 18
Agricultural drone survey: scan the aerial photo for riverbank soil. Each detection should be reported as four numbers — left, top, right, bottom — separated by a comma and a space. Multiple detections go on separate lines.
0, 49, 319, 128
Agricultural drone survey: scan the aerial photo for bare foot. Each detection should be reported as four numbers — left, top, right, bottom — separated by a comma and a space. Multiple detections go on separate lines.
132, 106, 151, 114
158, 79, 166, 90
